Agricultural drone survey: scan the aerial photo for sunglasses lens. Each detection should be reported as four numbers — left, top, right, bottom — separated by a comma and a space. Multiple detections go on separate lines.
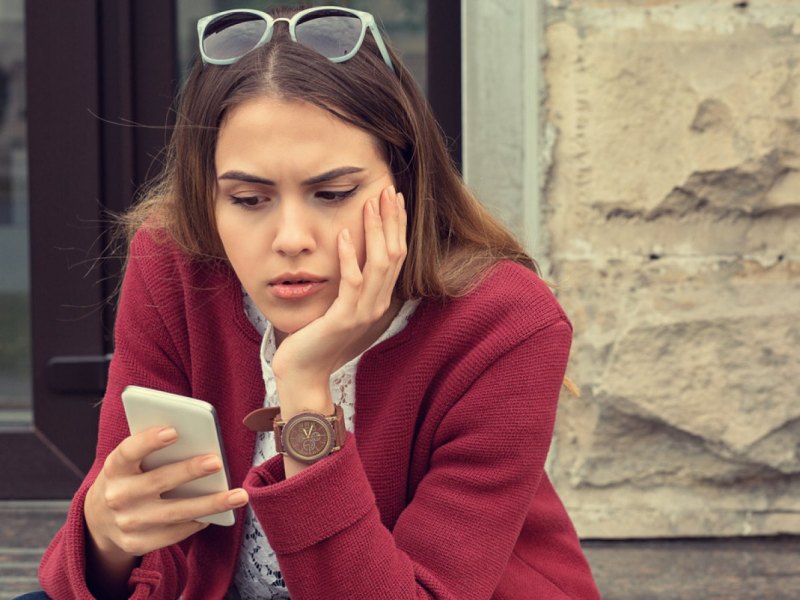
295, 10, 362, 60
203, 13, 267, 61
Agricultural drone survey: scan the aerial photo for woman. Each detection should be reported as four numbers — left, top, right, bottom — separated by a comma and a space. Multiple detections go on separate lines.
36, 5, 600, 599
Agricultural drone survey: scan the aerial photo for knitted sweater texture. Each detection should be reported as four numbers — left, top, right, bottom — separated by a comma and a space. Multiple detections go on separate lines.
38, 229, 600, 599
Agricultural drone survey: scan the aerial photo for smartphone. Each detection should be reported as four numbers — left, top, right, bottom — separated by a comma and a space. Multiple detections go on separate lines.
121, 385, 235, 526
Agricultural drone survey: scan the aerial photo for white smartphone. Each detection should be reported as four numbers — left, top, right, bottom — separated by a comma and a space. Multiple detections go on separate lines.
121, 385, 235, 526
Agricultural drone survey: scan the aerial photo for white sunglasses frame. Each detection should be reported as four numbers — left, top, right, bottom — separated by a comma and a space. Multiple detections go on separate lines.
197, 5, 396, 72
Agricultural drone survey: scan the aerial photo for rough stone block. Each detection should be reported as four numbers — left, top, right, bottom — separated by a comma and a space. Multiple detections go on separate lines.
544, 1, 800, 537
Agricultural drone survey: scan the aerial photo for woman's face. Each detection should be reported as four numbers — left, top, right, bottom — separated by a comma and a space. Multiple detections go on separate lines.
214, 96, 394, 343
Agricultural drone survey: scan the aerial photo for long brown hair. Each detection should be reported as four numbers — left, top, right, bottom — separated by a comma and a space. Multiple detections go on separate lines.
124, 5, 538, 299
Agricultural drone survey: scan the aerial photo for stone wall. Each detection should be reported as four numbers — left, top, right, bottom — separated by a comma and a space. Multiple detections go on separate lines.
543, 0, 800, 537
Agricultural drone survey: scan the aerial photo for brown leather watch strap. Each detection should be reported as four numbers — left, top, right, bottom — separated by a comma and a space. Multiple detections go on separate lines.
242, 406, 281, 432
331, 404, 346, 450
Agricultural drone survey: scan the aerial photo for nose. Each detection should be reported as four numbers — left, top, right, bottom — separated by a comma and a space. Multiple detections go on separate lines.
271, 198, 316, 257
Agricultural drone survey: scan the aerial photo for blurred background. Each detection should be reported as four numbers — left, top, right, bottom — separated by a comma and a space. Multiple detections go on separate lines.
1, 0, 797, 598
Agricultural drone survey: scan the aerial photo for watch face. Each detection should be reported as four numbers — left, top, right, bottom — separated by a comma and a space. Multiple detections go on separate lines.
282, 413, 334, 463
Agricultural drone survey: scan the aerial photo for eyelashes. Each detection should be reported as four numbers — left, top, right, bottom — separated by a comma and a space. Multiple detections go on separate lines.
229, 196, 263, 207
228, 185, 360, 208
315, 185, 359, 203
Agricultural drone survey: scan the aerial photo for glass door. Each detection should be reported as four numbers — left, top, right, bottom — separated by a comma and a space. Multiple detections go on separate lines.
0, 0, 31, 428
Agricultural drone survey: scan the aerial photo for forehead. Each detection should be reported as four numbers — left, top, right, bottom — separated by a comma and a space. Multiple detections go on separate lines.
215, 97, 385, 173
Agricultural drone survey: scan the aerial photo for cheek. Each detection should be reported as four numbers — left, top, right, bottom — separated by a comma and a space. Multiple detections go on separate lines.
215, 208, 253, 272
215, 209, 237, 255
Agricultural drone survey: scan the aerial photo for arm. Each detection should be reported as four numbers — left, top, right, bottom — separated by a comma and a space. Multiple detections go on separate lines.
39, 334, 193, 599
244, 319, 574, 599
38, 233, 199, 599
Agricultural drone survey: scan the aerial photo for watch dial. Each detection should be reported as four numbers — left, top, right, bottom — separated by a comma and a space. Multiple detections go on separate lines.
283, 414, 333, 462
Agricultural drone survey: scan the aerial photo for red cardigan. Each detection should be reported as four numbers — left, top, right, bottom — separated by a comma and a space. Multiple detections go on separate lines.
39, 229, 600, 599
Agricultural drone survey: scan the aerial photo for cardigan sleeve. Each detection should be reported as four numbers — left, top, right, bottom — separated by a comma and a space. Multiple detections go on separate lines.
243, 317, 575, 600
38, 233, 193, 600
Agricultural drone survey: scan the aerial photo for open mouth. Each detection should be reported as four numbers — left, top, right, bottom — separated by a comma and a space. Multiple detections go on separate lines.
268, 273, 326, 286
268, 274, 327, 299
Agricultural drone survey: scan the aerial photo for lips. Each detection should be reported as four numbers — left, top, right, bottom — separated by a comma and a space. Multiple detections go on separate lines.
268, 273, 327, 300
268, 273, 326, 286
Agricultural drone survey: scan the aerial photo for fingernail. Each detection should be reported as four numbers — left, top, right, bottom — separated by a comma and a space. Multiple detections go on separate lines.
158, 428, 177, 443
397, 192, 404, 210
201, 456, 220, 473
228, 489, 248, 507
370, 197, 379, 215
388, 184, 396, 197
341, 228, 351, 243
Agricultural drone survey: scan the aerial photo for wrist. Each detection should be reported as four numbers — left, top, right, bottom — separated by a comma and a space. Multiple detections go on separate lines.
275, 379, 333, 420
84, 487, 130, 560
84, 487, 139, 597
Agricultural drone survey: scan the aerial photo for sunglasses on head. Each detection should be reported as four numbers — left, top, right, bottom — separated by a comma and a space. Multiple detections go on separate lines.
197, 6, 395, 72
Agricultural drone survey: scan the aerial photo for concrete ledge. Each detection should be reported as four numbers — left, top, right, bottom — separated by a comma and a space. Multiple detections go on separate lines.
1, 501, 798, 599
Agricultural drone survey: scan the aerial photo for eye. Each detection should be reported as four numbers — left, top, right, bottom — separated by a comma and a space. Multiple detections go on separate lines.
315, 185, 359, 204
229, 195, 268, 208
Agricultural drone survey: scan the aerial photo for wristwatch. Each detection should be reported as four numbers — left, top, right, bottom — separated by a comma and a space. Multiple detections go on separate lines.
243, 404, 346, 464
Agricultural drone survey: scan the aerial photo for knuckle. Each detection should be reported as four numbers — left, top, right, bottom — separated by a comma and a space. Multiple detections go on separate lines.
372, 259, 390, 273
373, 305, 390, 322
192, 456, 213, 477
345, 271, 363, 287
101, 458, 115, 480
160, 505, 181, 524
165, 500, 199, 524
147, 468, 169, 492
115, 513, 142, 534
102, 453, 114, 471
103, 488, 125, 511
116, 443, 134, 464
218, 495, 234, 513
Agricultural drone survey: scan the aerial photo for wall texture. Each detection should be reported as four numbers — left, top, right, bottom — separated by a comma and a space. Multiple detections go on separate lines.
542, 0, 800, 538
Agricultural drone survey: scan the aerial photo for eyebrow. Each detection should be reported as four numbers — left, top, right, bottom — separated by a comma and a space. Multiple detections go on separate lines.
217, 166, 366, 186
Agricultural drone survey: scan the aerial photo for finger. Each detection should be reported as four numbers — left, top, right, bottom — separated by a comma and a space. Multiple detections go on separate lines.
360, 189, 392, 308
106, 482, 247, 536
112, 519, 210, 557
378, 189, 407, 302
142, 453, 225, 496
335, 228, 364, 311
381, 185, 401, 264
104, 426, 178, 478
146, 488, 249, 527
397, 192, 408, 259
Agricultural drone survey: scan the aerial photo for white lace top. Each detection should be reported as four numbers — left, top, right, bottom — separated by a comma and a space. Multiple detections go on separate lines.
231, 292, 420, 600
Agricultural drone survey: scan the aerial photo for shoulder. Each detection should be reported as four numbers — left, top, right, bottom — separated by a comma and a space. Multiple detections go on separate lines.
385, 261, 570, 366
121, 227, 240, 326
126, 226, 233, 292
468, 260, 569, 330
422, 260, 570, 339
128, 226, 192, 274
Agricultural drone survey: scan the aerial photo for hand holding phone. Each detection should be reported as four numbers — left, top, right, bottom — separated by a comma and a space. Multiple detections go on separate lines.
83, 394, 248, 594
121, 385, 236, 526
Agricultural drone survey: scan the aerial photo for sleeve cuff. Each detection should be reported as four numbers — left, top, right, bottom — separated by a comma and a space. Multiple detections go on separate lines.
243, 432, 376, 554
127, 545, 187, 597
